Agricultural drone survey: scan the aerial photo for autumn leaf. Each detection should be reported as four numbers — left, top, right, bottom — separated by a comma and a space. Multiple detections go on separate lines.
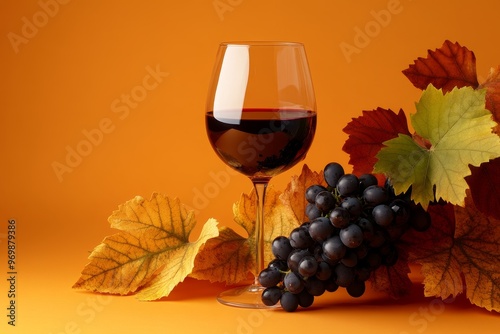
453, 196, 500, 312
342, 108, 410, 183
403, 40, 479, 92
73, 193, 219, 301
466, 158, 500, 220
191, 185, 301, 284
374, 85, 500, 208
369, 248, 412, 299
280, 164, 326, 223
403, 203, 461, 299
404, 198, 500, 312
190, 226, 252, 284
479, 66, 500, 134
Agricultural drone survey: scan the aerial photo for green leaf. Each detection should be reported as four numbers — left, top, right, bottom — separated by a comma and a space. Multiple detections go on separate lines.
375, 85, 500, 208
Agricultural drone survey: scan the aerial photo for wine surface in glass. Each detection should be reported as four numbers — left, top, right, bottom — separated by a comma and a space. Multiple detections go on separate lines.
206, 108, 316, 181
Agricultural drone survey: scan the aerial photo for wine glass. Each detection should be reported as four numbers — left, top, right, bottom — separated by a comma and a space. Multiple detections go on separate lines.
205, 41, 317, 308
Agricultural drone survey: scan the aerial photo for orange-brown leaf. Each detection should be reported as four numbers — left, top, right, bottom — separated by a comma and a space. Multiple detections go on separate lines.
281, 164, 326, 222
404, 198, 500, 312
190, 226, 252, 284
453, 195, 500, 312
73, 193, 219, 300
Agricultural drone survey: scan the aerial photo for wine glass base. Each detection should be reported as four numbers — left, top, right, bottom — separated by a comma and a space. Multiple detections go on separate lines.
217, 284, 280, 309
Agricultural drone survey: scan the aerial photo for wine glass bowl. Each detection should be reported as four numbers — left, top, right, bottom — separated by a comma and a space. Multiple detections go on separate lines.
205, 41, 317, 308
205, 108, 316, 181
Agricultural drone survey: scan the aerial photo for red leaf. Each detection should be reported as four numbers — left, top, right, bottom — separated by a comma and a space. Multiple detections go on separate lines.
403, 40, 479, 92
480, 66, 500, 134
342, 108, 410, 182
466, 158, 500, 220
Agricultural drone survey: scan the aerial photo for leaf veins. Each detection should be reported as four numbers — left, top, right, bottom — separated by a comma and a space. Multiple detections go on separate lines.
73, 193, 219, 301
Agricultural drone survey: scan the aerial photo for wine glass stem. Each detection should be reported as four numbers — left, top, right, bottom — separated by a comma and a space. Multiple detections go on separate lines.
252, 180, 268, 284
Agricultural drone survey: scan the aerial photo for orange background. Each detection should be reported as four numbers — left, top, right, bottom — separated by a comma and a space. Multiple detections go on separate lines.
1, 0, 499, 333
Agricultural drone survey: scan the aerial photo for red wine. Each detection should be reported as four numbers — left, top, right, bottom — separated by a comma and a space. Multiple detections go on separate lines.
206, 109, 316, 181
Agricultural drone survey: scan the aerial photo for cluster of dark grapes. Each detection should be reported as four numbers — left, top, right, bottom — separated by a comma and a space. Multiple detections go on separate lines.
258, 162, 431, 312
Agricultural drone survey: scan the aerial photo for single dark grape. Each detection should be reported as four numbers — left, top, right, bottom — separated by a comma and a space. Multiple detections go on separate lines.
315, 261, 332, 281
390, 199, 410, 226
305, 185, 328, 204
322, 235, 347, 262
340, 249, 358, 268
301, 221, 311, 228
364, 251, 382, 270
346, 280, 366, 298
384, 178, 397, 198
368, 228, 387, 248
363, 185, 389, 206
297, 289, 315, 308
339, 224, 364, 248
258, 267, 282, 287
334, 263, 355, 287
380, 243, 399, 266
324, 276, 339, 292
315, 190, 336, 213
272, 236, 293, 260
261, 286, 282, 306
305, 202, 322, 220
329, 207, 350, 229
312, 244, 323, 262
268, 259, 288, 272
283, 271, 304, 294
357, 218, 375, 241
340, 197, 363, 221
309, 216, 335, 242
305, 277, 326, 296
324, 162, 345, 187
355, 266, 372, 282
355, 243, 369, 260
289, 226, 315, 249
287, 249, 310, 273
336, 174, 359, 197
372, 204, 394, 227
298, 255, 319, 278
280, 291, 299, 312
359, 173, 378, 191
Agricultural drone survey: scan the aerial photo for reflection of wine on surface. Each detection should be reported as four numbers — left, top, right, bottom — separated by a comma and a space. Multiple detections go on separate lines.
206, 109, 316, 181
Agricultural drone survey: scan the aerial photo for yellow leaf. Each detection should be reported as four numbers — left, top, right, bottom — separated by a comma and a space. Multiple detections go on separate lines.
73, 193, 219, 301
262, 186, 302, 265
190, 226, 252, 284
